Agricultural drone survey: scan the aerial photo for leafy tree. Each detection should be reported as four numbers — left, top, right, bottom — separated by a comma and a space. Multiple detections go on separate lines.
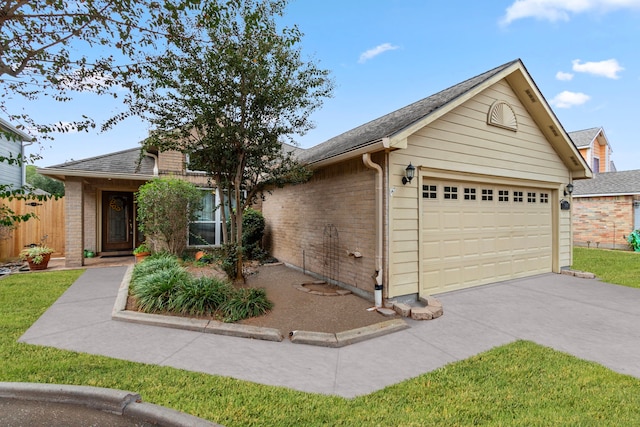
0, 0, 199, 137
0, 1, 197, 234
26, 166, 64, 196
123, 0, 333, 281
135, 177, 202, 257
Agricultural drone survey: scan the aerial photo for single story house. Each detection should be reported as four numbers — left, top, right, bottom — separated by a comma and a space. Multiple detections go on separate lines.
39, 148, 216, 267
261, 58, 591, 302
40, 58, 591, 304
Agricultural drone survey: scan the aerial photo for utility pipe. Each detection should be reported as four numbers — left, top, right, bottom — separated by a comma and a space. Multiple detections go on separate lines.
362, 153, 384, 307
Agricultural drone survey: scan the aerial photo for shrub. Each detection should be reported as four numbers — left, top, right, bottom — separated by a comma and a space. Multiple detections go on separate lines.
135, 177, 202, 257
130, 253, 273, 321
131, 252, 180, 282
628, 230, 640, 252
220, 287, 273, 322
130, 265, 190, 313
172, 276, 235, 316
242, 208, 265, 260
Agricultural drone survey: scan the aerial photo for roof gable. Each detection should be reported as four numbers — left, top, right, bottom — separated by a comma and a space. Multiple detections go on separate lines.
569, 127, 602, 149
301, 60, 520, 164
302, 59, 591, 179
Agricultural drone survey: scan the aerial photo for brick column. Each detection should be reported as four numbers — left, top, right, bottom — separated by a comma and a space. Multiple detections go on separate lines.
65, 178, 84, 267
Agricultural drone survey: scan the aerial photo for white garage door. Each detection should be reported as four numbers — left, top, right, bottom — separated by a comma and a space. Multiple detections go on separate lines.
421, 179, 552, 296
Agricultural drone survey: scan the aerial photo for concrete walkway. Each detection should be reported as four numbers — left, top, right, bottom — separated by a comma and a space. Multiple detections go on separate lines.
18, 267, 640, 398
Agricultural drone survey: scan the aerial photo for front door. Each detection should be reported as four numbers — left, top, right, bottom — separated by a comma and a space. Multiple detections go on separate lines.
102, 192, 134, 252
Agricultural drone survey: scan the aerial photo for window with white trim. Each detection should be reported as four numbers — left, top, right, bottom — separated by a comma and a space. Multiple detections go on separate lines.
482, 189, 493, 201
527, 192, 536, 203
189, 189, 221, 246
540, 193, 549, 203
498, 190, 509, 202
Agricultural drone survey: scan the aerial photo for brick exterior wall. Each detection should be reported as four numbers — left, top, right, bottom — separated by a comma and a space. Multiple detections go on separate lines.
262, 157, 378, 295
84, 186, 97, 253
65, 178, 84, 267
573, 195, 635, 250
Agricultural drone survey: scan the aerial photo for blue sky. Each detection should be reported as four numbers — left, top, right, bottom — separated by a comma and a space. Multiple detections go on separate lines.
19, 0, 640, 171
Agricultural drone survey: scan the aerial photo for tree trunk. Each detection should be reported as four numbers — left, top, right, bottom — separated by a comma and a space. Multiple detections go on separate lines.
218, 180, 228, 244
234, 172, 244, 282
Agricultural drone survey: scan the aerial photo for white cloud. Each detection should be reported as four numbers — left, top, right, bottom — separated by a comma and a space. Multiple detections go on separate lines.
556, 71, 574, 81
500, 0, 640, 25
549, 90, 591, 108
572, 58, 624, 79
358, 43, 399, 63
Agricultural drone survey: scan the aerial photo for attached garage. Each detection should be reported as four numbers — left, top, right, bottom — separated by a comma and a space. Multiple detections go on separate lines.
420, 177, 553, 295
263, 59, 591, 305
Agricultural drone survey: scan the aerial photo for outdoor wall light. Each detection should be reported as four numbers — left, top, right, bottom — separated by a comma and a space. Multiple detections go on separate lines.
402, 163, 415, 185
564, 183, 574, 196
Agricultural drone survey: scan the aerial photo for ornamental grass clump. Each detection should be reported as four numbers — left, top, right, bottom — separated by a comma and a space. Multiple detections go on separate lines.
129, 254, 272, 320
220, 287, 273, 323
130, 252, 180, 282
131, 266, 190, 313
172, 276, 235, 316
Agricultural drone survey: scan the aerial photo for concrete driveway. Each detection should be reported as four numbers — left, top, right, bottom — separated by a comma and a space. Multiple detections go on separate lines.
18, 267, 640, 398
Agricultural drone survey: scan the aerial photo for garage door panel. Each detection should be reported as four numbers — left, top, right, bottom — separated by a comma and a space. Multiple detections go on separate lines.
421, 178, 553, 296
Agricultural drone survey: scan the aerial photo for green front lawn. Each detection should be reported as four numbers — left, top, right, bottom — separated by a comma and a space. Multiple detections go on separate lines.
2, 264, 640, 425
573, 247, 640, 288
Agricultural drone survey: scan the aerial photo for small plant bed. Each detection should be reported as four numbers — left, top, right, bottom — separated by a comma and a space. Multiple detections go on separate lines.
128, 253, 273, 323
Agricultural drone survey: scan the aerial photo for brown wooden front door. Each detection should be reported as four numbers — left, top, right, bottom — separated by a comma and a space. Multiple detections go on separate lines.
102, 192, 134, 252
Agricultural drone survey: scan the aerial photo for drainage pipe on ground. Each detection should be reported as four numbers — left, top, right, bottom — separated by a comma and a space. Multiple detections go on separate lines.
362, 153, 384, 307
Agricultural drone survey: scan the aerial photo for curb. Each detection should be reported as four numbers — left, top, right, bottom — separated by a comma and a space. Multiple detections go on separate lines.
112, 265, 409, 347
0, 382, 220, 426
290, 319, 409, 347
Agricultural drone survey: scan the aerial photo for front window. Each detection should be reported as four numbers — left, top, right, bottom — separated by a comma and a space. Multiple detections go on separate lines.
189, 190, 220, 246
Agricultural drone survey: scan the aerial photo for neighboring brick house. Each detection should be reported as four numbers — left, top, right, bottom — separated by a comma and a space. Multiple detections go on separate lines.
568, 127, 640, 250
571, 170, 640, 250
0, 118, 33, 189
39, 148, 215, 267
262, 59, 591, 303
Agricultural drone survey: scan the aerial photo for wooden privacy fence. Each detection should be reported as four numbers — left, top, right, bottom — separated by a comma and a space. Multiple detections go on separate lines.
0, 197, 65, 259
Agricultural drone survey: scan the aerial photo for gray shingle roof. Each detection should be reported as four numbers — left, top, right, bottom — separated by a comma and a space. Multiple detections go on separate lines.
568, 127, 601, 148
47, 147, 155, 176
299, 59, 521, 164
573, 169, 640, 196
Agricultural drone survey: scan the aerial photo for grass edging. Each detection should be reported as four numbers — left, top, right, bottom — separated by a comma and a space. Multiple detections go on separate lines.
112, 265, 409, 346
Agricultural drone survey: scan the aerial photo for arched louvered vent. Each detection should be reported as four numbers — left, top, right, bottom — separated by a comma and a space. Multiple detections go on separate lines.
487, 100, 518, 131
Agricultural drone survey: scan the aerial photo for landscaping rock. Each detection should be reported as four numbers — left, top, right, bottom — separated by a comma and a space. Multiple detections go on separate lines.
392, 302, 412, 317
410, 307, 433, 320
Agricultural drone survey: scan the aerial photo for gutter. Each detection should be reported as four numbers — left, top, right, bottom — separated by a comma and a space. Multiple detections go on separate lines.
307, 138, 391, 170
362, 153, 384, 307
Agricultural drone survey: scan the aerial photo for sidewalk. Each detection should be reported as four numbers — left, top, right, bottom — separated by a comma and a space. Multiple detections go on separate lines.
18, 266, 640, 398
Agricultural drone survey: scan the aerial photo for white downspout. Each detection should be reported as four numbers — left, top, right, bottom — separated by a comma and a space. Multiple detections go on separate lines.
362, 153, 384, 307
